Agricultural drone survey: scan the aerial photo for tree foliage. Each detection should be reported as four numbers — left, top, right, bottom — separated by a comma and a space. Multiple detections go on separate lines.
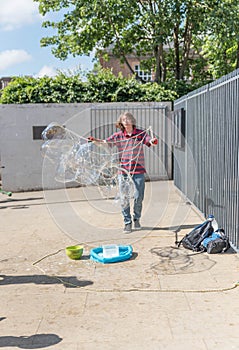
0, 69, 178, 104
200, 0, 239, 79
34, 0, 239, 84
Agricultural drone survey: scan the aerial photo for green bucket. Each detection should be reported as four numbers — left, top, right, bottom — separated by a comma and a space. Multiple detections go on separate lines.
65, 245, 84, 260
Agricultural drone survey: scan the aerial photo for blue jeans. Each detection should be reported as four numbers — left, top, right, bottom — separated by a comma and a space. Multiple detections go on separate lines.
118, 173, 145, 224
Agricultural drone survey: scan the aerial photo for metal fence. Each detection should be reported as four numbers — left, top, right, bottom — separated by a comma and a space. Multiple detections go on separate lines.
174, 69, 239, 250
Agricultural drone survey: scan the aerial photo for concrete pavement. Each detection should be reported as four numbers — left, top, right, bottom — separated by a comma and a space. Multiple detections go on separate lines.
0, 180, 239, 349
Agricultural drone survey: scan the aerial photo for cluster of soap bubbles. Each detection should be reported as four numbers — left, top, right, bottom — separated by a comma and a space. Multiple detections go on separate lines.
41, 122, 135, 208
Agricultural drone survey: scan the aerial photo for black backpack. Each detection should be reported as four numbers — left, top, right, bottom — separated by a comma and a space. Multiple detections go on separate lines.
177, 219, 214, 252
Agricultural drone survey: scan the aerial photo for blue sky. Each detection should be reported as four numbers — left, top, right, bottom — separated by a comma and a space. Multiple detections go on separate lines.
0, 0, 94, 78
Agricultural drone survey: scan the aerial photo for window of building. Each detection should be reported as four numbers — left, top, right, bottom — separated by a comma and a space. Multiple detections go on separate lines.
134, 64, 152, 81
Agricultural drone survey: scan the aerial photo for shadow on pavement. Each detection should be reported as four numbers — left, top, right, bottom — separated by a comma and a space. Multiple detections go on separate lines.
0, 274, 93, 288
0, 196, 110, 210
0, 197, 44, 210
0, 334, 62, 348
140, 224, 199, 233
0, 197, 43, 204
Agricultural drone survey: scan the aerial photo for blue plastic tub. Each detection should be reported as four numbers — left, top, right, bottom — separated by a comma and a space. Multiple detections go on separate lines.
90, 245, 133, 264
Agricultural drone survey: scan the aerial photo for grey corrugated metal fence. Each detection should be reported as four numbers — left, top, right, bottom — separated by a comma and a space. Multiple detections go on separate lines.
173, 69, 239, 250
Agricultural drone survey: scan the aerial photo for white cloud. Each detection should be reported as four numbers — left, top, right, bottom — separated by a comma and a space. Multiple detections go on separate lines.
0, 50, 32, 72
0, 0, 41, 31
36, 66, 57, 78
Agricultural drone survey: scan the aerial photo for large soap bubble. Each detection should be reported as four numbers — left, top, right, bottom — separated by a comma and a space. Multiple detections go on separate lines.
41, 122, 135, 209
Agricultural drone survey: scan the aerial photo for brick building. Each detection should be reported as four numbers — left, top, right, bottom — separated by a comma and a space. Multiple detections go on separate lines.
99, 51, 154, 81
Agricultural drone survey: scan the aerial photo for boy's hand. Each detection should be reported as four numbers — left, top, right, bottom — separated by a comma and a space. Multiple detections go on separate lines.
150, 138, 158, 145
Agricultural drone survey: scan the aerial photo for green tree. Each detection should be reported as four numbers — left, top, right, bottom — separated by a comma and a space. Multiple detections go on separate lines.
200, 0, 239, 79
34, 0, 213, 83
22, 0, 239, 83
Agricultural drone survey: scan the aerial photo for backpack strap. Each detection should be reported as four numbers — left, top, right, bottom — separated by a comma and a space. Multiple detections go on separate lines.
175, 231, 181, 247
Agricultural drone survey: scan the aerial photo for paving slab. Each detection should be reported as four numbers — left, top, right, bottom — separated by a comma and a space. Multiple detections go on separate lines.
0, 180, 239, 350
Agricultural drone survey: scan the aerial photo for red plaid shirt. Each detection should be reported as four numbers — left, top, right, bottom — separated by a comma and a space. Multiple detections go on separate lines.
106, 128, 151, 174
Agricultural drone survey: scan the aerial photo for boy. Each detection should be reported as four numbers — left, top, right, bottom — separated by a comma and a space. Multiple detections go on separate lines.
89, 111, 157, 233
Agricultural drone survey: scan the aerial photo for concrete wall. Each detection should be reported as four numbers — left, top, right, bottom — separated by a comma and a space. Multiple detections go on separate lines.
0, 103, 93, 192
0, 102, 171, 192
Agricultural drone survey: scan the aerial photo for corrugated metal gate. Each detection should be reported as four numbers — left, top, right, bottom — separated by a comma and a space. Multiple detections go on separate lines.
90, 105, 173, 180
173, 69, 239, 250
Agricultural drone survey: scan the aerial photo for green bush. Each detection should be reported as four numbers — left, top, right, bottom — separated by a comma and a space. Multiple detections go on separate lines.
112, 78, 144, 102
139, 82, 178, 101
0, 68, 185, 104
83, 69, 120, 102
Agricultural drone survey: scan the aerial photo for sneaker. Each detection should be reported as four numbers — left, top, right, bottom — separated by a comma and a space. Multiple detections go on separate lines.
123, 223, 132, 233
134, 219, 141, 230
